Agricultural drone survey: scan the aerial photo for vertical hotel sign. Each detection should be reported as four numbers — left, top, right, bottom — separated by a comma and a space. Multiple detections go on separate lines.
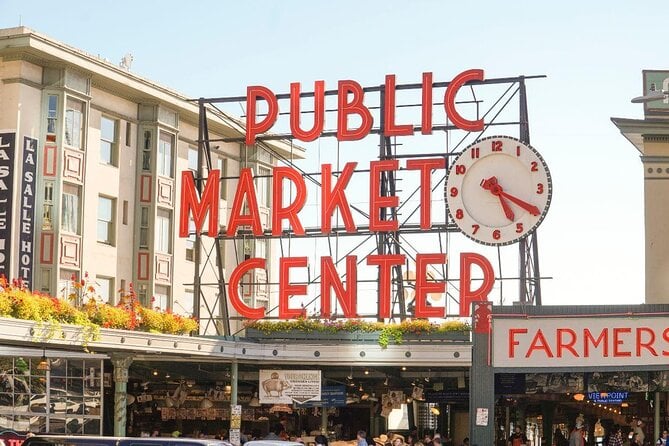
20, 137, 37, 287
0, 131, 16, 278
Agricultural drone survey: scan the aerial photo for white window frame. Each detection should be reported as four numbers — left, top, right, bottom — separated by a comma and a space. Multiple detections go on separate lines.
97, 196, 115, 245
61, 183, 81, 234
64, 97, 85, 149
157, 131, 174, 177
155, 209, 172, 254
100, 116, 117, 165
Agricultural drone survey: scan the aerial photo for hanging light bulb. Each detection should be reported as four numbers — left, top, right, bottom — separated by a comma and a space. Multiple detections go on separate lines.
249, 392, 261, 407
37, 349, 50, 372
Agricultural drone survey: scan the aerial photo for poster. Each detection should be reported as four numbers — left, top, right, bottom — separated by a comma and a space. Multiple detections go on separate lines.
229, 405, 241, 446
476, 408, 489, 426
259, 369, 321, 404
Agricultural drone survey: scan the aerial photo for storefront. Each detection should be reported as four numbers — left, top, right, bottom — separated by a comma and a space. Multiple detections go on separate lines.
470, 303, 669, 446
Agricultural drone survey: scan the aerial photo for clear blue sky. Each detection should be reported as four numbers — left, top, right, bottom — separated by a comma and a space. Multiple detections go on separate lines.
1, 0, 662, 307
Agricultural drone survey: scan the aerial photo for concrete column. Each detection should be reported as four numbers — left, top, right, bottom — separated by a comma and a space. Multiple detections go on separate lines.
655, 392, 661, 443
111, 354, 133, 437
231, 360, 238, 406
321, 406, 328, 434
470, 302, 494, 446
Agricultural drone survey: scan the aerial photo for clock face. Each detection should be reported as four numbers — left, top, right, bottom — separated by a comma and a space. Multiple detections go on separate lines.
444, 135, 552, 246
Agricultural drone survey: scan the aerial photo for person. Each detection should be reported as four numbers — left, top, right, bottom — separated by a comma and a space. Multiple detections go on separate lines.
265, 423, 285, 440
555, 429, 568, 446
569, 421, 585, 446
316, 435, 329, 446
609, 426, 623, 446
358, 431, 368, 446
392, 435, 405, 446
511, 427, 528, 446
656, 430, 668, 446
461, 438, 469, 446
634, 421, 645, 446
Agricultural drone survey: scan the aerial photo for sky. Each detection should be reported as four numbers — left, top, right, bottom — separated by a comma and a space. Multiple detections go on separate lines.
0, 0, 663, 309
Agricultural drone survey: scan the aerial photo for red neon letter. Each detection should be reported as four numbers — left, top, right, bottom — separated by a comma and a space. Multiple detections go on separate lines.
459, 252, 494, 317
405, 158, 446, 229
367, 254, 405, 319
584, 328, 608, 358
384, 74, 413, 137
414, 253, 446, 318
337, 80, 373, 141
421, 72, 433, 135
613, 327, 632, 357
636, 327, 657, 356
279, 257, 308, 319
369, 160, 399, 232
444, 69, 484, 132
179, 169, 219, 237
226, 168, 263, 236
228, 257, 265, 319
272, 166, 307, 236
320, 256, 358, 318
556, 328, 578, 358
526, 329, 554, 358
246, 86, 278, 145
509, 328, 528, 358
663, 328, 669, 356
290, 81, 325, 142
321, 162, 357, 234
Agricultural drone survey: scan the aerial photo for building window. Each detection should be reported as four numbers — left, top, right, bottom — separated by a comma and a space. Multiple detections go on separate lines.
97, 196, 115, 245
217, 157, 227, 198
58, 269, 78, 300
40, 269, 51, 294
139, 207, 149, 248
97, 276, 113, 304
47, 95, 58, 135
256, 166, 270, 208
188, 147, 198, 172
100, 116, 117, 165
185, 219, 195, 262
122, 200, 128, 225
155, 209, 171, 254
125, 122, 132, 147
64, 97, 85, 149
42, 182, 54, 230
142, 130, 152, 171
154, 285, 170, 311
157, 131, 174, 177
256, 238, 267, 259
61, 184, 80, 234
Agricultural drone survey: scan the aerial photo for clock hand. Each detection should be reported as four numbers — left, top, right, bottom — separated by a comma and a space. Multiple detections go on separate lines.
498, 191, 541, 216
480, 176, 514, 221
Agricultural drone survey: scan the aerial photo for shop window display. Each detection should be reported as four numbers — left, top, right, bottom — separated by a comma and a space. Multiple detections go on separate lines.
0, 356, 103, 434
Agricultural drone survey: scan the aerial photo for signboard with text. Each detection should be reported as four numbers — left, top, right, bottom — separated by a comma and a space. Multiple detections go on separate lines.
259, 369, 321, 404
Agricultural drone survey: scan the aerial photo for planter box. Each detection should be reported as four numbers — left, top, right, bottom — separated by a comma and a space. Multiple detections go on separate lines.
244, 328, 470, 343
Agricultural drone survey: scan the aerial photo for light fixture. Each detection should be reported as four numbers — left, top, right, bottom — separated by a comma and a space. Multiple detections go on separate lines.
621, 402, 629, 408
186, 379, 196, 388
364, 370, 369, 375
430, 407, 440, 416
152, 369, 158, 376
632, 90, 669, 104
165, 372, 171, 379
126, 394, 136, 405
361, 393, 370, 401
573, 393, 585, 402
37, 349, 50, 372
401, 366, 407, 371
383, 376, 389, 386
358, 383, 364, 392
249, 392, 261, 407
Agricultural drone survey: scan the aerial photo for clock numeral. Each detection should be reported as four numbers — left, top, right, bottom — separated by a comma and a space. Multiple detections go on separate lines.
470, 147, 480, 159
531, 161, 538, 172
492, 140, 503, 152
455, 209, 464, 220
493, 229, 501, 240
455, 164, 466, 175
516, 145, 521, 157
516, 223, 524, 233
536, 183, 544, 194
449, 187, 458, 197
471, 224, 479, 235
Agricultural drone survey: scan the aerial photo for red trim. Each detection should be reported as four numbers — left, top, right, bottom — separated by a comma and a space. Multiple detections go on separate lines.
39, 233, 54, 264
43, 144, 57, 176
137, 252, 149, 280
140, 175, 152, 203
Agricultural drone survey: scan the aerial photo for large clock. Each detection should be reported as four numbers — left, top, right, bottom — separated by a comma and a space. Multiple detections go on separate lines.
444, 135, 552, 246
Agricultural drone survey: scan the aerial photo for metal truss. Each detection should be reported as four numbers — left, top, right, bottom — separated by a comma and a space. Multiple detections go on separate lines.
190, 74, 546, 335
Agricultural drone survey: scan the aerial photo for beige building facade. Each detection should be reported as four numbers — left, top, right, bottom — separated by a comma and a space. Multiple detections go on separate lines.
0, 27, 302, 334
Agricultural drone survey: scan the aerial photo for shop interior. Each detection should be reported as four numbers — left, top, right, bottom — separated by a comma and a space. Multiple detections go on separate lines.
120, 361, 471, 442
